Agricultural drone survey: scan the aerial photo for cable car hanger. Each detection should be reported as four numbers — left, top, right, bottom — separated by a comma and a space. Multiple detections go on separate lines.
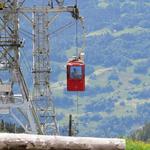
65, 0, 86, 135
66, 0, 85, 91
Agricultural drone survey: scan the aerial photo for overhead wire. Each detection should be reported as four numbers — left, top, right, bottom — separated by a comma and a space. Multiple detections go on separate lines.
20, 21, 74, 41
74, 0, 86, 136
48, 21, 74, 37
74, 0, 80, 136
75, 0, 78, 57
80, 18, 86, 54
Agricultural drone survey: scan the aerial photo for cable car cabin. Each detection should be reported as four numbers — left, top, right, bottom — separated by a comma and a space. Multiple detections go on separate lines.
67, 59, 85, 91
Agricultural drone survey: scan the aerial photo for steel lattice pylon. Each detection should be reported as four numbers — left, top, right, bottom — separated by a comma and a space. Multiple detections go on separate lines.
0, 0, 80, 135
0, 0, 39, 134
32, 11, 58, 135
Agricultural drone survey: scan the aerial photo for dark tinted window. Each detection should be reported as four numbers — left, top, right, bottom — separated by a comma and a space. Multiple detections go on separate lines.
70, 66, 82, 79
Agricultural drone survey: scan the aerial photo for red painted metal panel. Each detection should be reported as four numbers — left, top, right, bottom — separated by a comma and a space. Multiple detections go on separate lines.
67, 59, 85, 91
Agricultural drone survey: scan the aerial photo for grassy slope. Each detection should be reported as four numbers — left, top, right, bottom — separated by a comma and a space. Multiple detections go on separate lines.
127, 139, 150, 150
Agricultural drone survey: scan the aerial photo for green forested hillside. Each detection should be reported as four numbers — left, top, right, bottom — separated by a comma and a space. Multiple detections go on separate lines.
1, 0, 149, 137
49, 0, 150, 137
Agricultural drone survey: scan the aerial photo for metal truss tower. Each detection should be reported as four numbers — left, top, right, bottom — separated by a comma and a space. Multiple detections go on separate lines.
0, 0, 80, 135
32, 11, 58, 135
0, 0, 39, 134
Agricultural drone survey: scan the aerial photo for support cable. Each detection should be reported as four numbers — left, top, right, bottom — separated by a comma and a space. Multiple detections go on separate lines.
74, 0, 86, 136
48, 21, 74, 37
75, 0, 78, 57
20, 21, 74, 40
75, 0, 80, 136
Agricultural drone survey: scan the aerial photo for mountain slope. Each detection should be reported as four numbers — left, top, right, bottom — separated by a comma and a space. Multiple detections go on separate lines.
5, 0, 150, 137
51, 0, 150, 137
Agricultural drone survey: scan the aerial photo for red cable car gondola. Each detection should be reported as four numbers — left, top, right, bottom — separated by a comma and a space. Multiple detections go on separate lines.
67, 58, 85, 91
